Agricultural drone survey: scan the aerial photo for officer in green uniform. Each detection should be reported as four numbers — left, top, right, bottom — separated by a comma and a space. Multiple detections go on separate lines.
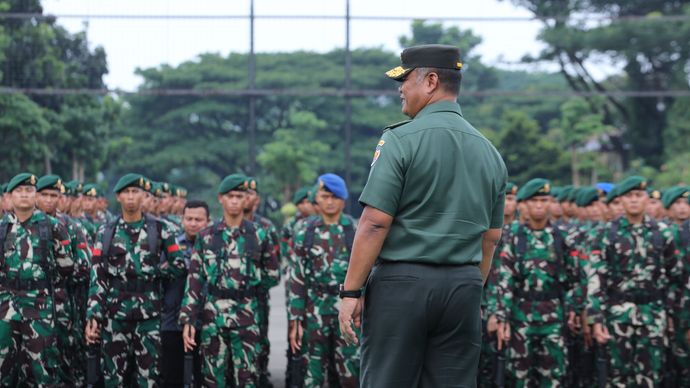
338, 44, 508, 387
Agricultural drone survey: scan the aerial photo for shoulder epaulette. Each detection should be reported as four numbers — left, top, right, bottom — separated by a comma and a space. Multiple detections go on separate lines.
383, 119, 412, 131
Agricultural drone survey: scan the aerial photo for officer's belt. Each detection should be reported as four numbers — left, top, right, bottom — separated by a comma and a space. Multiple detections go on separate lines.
0, 277, 51, 291
515, 289, 562, 301
608, 290, 663, 305
110, 278, 160, 293
208, 284, 257, 299
308, 283, 339, 294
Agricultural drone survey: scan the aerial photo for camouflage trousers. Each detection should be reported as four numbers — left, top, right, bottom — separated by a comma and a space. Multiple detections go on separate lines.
0, 318, 59, 386
257, 290, 271, 382
301, 314, 359, 388
508, 321, 567, 387
200, 321, 261, 388
54, 287, 76, 385
671, 319, 690, 387
605, 318, 664, 387
101, 317, 160, 388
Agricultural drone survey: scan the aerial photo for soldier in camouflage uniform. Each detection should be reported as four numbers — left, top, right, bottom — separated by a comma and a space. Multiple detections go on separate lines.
180, 174, 280, 388
478, 181, 517, 387
0, 173, 74, 386
82, 183, 110, 227
85, 173, 186, 387
288, 174, 360, 388
281, 187, 316, 279
35, 174, 93, 385
646, 188, 666, 220
660, 186, 690, 385
244, 177, 281, 387
587, 176, 683, 387
495, 179, 581, 387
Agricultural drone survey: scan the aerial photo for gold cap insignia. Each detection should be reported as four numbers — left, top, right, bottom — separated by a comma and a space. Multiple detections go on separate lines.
243, 181, 249, 190
30, 175, 36, 185
145, 181, 151, 191
510, 186, 518, 195
88, 188, 96, 197
56, 179, 62, 187
640, 181, 647, 190
385, 66, 407, 79
139, 178, 144, 187
456, 62, 463, 69
652, 190, 661, 199
60, 185, 65, 194
250, 180, 256, 190
318, 179, 325, 190
684, 192, 689, 198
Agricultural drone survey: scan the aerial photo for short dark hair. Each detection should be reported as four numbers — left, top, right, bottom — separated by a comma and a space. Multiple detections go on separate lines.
184, 200, 210, 219
417, 67, 461, 95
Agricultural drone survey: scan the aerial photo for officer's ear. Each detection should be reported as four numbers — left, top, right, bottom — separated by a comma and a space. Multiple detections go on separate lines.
217, 194, 223, 204
425, 71, 441, 94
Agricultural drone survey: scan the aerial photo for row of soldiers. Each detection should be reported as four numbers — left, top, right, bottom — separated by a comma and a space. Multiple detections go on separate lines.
479, 176, 690, 387
0, 169, 361, 387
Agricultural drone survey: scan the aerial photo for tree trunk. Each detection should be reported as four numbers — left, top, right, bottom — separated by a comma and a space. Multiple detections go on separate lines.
44, 151, 52, 174
570, 145, 579, 186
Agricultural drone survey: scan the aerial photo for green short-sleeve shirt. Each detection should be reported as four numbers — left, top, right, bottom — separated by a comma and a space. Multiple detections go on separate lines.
359, 100, 507, 265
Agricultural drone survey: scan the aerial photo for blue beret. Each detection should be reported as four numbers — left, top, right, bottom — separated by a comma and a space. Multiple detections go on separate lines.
595, 182, 614, 194
317, 173, 348, 200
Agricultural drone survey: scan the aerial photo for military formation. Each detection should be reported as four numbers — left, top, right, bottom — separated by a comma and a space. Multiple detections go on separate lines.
0, 169, 360, 387
480, 176, 690, 387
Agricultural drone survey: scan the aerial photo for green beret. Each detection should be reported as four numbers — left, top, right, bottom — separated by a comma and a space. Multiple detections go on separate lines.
292, 187, 310, 204
66, 180, 83, 196
6, 173, 38, 193
308, 184, 318, 204
247, 177, 259, 193
386, 44, 463, 81
218, 174, 248, 195
160, 182, 171, 194
662, 186, 690, 209
506, 182, 518, 196
550, 186, 562, 199
647, 187, 662, 200
516, 178, 551, 201
113, 173, 146, 193
616, 176, 648, 197
36, 175, 64, 193
605, 186, 619, 204
576, 187, 599, 207
557, 186, 573, 203
0, 183, 5, 193
82, 183, 100, 197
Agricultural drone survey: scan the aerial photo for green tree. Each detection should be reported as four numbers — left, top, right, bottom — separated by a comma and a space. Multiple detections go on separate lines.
257, 111, 330, 203
0, 94, 50, 178
508, 0, 690, 168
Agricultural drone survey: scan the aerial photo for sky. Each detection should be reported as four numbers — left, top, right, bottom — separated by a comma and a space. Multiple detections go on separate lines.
42, 0, 554, 91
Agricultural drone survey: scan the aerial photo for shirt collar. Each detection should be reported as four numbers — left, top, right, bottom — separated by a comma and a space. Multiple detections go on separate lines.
413, 100, 463, 120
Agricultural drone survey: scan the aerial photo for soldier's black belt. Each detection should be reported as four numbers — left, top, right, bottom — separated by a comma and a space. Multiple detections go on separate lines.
515, 289, 563, 301
208, 284, 257, 299
110, 278, 160, 293
609, 290, 663, 305
0, 278, 51, 291
308, 283, 340, 294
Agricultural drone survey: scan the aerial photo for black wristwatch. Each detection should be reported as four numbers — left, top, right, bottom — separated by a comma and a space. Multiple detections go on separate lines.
338, 284, 362, 299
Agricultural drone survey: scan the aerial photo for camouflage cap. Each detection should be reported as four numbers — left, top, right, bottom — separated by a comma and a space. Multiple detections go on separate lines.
386, 44, 463, 81
113, 173, 146, 193
6, 173, 38, 193
218, 174, 248, 195
616, 176, 647, 197
662, 186, 690, 209
575, 187, 599, 207
36, 175, 64, 193
292, 186, 311, 204
516, 178, 550, 202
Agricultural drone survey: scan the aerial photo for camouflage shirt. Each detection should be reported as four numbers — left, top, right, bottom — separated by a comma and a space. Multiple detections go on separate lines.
289, 214, 355, 321
0, 210, 74, 321
586, 215, 682, 325
178, 219, 280, 328
495, 221, 580, 324
86, 214, 186, 322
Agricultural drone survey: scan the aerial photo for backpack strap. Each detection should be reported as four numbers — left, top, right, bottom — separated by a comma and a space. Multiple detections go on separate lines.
303, 217, 321, 254
0, 219, 10, 265
37, 218, 53, 270
606, 219, 621, 287
144, 214, 161, 261
682, 221, 690, 254
241, 219, 259, 282
343, 222, 355, 252
101, 218, 119, 258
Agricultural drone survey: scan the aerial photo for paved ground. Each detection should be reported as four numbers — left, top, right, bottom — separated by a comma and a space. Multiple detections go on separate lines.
267, 280, 289, 387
